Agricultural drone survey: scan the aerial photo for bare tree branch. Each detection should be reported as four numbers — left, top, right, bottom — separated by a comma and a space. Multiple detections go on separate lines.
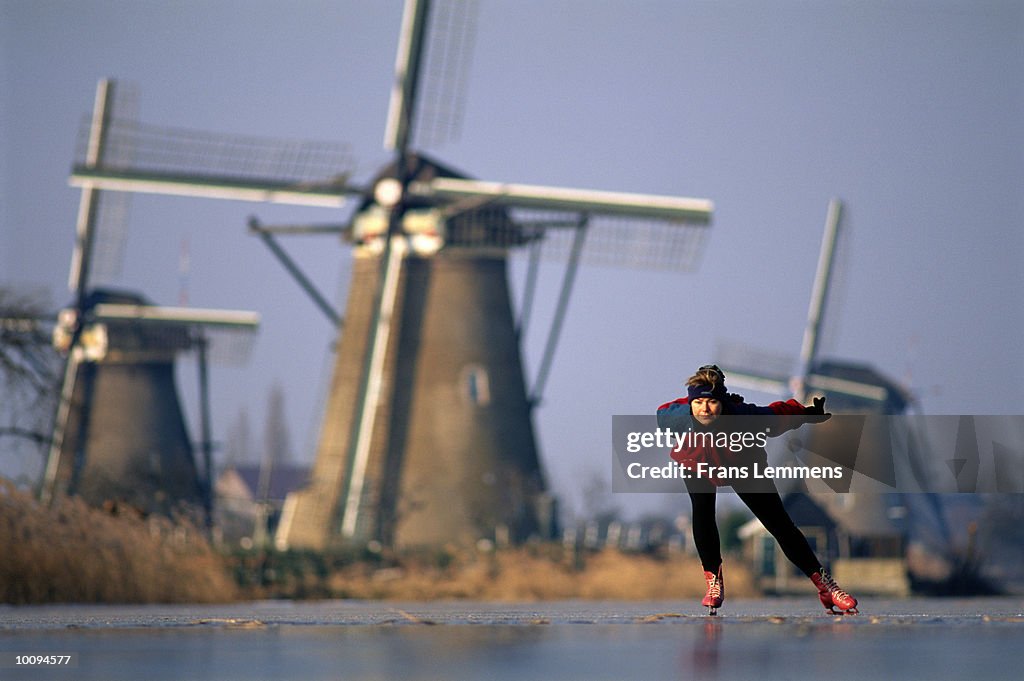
0, 287, 60, 460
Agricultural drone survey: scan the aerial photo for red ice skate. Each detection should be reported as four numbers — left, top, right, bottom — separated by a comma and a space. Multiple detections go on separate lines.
702, 565, 724, 615
811, 568, 858, 615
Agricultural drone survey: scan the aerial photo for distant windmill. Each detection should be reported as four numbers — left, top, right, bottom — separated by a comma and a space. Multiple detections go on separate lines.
717, 199, 910, 414
43, 80, 260, 522
68, 0, 714, 550
707, 201, 899, 595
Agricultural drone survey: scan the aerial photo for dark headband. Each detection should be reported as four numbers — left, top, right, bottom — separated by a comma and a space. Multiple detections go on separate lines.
687, 383, 728, 402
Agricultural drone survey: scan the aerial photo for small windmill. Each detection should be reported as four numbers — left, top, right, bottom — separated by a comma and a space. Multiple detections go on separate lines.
714, 200, 928, 595
44, 80, 260, 521
69, 0, 714, 550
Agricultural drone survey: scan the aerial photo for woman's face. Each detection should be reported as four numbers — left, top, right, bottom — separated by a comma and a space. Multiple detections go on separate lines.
690, 397, 723, 425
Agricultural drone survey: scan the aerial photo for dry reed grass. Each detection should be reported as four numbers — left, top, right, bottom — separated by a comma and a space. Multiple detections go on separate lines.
353, 548, 758, 601
237, 544, 759, 602
0, 479, 237, 604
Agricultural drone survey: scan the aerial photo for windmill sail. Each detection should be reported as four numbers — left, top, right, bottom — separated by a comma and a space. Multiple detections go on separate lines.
44, 79, 122, 506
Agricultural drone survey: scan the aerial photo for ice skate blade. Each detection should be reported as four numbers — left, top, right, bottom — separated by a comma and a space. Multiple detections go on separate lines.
825, 607, 859, 616
706, 606, 718, 616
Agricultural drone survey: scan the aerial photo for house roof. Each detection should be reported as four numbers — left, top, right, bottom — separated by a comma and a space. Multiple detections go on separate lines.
809, 490, 903, 538
216, 463, 310, 502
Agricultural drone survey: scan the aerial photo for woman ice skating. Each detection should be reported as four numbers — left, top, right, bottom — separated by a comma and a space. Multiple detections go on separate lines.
656, 364, 859, 615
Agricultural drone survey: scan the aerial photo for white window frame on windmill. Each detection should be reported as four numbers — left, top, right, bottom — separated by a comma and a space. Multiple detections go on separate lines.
402, 208, 445, 256
351, 205, 446, 257
53, 309, 110, 362
461, 363, 491, 407
78, 323, 109, 362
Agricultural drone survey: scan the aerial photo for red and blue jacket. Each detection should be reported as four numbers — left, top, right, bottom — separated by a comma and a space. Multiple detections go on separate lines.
656, 394, 812, 485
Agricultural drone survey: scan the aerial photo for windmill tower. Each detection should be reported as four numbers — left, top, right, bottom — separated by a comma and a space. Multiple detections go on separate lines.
68, 0, 714, 550
44, 80, 260, 520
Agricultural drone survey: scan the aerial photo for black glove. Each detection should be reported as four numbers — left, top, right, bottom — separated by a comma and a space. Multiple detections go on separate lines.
804, 396, 831, 423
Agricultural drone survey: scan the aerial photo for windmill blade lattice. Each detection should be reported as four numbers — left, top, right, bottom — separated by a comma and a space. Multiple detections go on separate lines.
410, 0, 479, 151
81, 83, 138, 288
72, 117, 361, 207
435, 205, 709, 270
90, 303, 260, 366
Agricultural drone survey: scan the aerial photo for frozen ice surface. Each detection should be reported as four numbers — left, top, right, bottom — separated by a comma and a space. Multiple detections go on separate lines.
2, 598, 1023, 680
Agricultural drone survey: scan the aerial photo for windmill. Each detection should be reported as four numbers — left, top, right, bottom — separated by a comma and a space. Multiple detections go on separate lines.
43, 79, 260, 522
711, 201, 981, 595
68, 0, 714, 550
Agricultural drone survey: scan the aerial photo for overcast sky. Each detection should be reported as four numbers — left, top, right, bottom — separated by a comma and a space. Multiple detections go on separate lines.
2, 0, 1022, 518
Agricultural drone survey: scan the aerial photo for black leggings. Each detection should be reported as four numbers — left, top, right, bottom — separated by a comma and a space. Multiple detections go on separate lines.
686, 478, 822, 578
